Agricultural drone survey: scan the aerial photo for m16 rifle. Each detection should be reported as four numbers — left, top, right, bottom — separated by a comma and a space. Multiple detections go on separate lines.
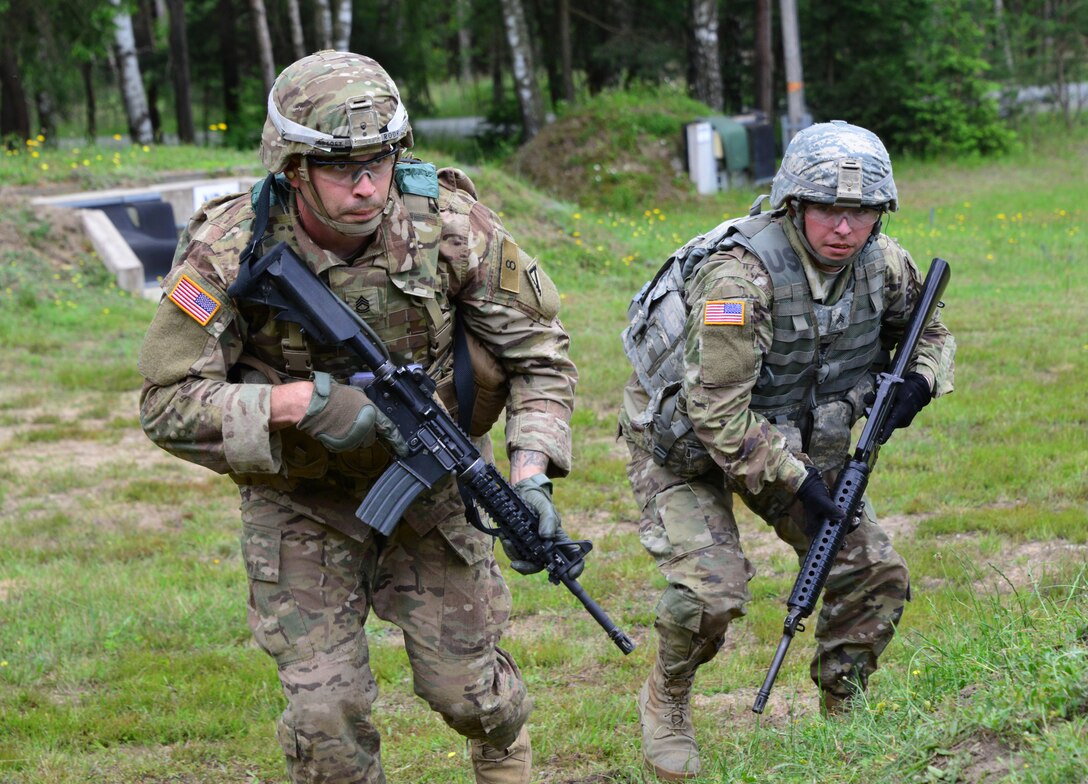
229, 241, 636, 656
752, 257, 951, 713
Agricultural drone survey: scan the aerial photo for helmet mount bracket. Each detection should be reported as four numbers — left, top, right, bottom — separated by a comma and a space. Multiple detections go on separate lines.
835, 159, 863, 207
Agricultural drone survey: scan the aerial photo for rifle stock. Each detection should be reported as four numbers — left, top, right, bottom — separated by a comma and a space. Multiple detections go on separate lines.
752, 257, 950, 714
229, 241, 636, 655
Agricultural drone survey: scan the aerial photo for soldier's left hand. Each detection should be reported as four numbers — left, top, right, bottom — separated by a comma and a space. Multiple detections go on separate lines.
878, 372, 932, 443
506, 474, 585, 579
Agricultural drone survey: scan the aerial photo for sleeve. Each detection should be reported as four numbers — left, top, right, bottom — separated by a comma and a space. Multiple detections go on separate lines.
441, 186, 578, 477
877, 238, 957, 397
137, 244, 283, 476
682, 252, 809, 497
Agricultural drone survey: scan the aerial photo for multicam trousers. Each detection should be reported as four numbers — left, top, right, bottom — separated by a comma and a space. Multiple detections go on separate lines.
239, 478, 530, 784
625, 443, 909, 701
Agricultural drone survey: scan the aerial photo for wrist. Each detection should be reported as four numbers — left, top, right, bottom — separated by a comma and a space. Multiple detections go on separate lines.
269, 381, 315, 431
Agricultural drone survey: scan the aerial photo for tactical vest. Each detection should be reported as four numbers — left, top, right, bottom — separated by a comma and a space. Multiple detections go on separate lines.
237, 162, 505, 483
247, 162, 452, 381
622, 208, 889, 471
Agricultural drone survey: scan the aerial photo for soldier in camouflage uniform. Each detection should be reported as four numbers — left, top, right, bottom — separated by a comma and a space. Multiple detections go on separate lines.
138, 50, 579, 784
619, 121, 956, 780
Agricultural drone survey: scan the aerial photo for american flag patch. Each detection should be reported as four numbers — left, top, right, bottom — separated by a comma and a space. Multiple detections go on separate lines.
704, 299, 745, 325
169, 274, 221, 325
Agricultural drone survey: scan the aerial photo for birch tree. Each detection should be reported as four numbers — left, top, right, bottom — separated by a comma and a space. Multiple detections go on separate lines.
110, 0, 153, 143
688, 0, 723, 111
248, 0, 276, 94
314, 0, 333, 50
287, 0, 307, 60
332, 0, 351, 51
499, 0, 544, 141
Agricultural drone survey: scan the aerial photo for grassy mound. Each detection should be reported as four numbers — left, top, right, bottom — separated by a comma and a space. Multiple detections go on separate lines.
508, 84, 716, 213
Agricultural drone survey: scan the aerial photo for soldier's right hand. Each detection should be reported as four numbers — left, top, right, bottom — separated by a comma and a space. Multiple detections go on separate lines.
795, 466, 845, 537
297, 371, 379, 452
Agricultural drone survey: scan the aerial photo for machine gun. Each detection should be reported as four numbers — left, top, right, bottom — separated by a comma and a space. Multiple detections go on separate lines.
229, 241, 636, 656
752, 257, 951, 713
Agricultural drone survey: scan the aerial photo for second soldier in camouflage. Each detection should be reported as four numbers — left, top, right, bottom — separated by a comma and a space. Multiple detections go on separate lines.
619, 121, 956, 780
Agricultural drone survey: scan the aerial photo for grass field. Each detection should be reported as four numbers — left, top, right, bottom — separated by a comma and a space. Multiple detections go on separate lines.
0, 122, 1086, 783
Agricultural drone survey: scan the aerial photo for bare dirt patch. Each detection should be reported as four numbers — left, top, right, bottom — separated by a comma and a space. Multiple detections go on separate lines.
926, 729, 1022, 784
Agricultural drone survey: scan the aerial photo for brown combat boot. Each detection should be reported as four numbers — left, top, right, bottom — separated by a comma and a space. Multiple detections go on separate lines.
469, 724, 531, 784
637, 659, 700, 780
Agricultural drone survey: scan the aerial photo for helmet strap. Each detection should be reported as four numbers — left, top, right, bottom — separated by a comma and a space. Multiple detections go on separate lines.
294, 157, 389, 237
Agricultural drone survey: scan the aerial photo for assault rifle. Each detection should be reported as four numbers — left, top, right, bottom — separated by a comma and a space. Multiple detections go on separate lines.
228, 241, 636, 656
751, 257, 951, 714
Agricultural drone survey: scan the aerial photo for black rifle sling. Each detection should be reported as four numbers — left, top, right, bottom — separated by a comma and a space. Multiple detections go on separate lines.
453, 313, 497, 534
242, 174, 276, 268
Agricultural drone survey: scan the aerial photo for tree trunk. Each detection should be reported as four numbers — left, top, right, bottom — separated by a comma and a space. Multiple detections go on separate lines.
755, 0, 773, 117
457, 0, 473, 83
286, 0, 307, 60
558, 0, 574, 103
688, 0, 723, 111
82, 61, 98, 141
491, 24, 505, 109
333, 0, 352, 51
313, 0, 333, 50
218, 0, 241, 124
0, 44, 31, 143
134, 0, 162, 141
499, 0, 545, 141
166, 0, 195, 143
249, 0, 277, 94
110, 0, 153, 144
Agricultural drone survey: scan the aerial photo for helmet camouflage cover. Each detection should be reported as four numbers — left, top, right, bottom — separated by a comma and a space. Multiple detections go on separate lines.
260, 50, 413, 173
770, 120, 898, 212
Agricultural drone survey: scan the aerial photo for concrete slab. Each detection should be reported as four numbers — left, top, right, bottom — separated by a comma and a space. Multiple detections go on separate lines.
33, 176, 259, 300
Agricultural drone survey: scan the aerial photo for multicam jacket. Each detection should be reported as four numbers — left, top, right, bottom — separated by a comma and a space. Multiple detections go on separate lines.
139, 161, 577, 506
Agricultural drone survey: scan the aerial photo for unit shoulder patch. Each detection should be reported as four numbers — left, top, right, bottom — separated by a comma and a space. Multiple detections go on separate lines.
169, 274, 222, 326
499, 237, 521, 294
704, 299, 746, 326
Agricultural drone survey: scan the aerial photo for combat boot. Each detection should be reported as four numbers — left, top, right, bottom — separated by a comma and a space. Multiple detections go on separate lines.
469, 724, 531, 784
637, 659, 700, 780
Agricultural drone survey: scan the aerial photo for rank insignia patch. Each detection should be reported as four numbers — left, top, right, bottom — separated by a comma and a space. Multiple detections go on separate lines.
704, 299, 745, 325
169, 274, 222, 325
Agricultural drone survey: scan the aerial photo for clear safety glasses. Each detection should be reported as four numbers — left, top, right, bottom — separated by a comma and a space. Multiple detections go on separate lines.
804, 202, 883, 229
307, 147, 398, 185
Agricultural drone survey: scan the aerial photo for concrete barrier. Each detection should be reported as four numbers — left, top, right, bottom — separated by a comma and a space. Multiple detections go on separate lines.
32, 176, 259, 299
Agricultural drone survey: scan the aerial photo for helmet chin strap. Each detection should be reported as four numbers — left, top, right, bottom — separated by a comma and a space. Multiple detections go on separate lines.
295, 163, 390, 237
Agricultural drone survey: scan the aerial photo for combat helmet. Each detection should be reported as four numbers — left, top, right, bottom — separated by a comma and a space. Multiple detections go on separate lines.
770, 120, 897, 212
260, 49, 413, 174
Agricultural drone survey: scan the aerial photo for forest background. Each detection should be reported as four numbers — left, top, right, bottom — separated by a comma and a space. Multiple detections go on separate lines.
1, 0, 1087, 783
1, 0, 1086, 159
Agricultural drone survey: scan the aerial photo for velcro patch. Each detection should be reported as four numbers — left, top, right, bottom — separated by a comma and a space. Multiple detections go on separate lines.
704, 299, 745, 326
169, 274, 222, 326
499, 238, 520, 294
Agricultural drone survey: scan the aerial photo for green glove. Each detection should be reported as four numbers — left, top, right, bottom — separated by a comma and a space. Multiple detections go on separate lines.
297, 371, 378, 452
501, 475, 584, 579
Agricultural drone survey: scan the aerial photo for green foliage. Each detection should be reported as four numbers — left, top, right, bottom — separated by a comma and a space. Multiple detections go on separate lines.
800, 0, 1017, 157
897, 1, 1018, 157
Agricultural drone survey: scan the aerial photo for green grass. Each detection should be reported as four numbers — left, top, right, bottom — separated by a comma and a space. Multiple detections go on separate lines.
0, 117, 1086, 782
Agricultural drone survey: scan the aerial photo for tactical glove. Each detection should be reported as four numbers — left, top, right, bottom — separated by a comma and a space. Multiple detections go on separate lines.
501, 474, 585, 579
878, 372, 932, 444
795, 466, 845, 537
296, 371, 381, 452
